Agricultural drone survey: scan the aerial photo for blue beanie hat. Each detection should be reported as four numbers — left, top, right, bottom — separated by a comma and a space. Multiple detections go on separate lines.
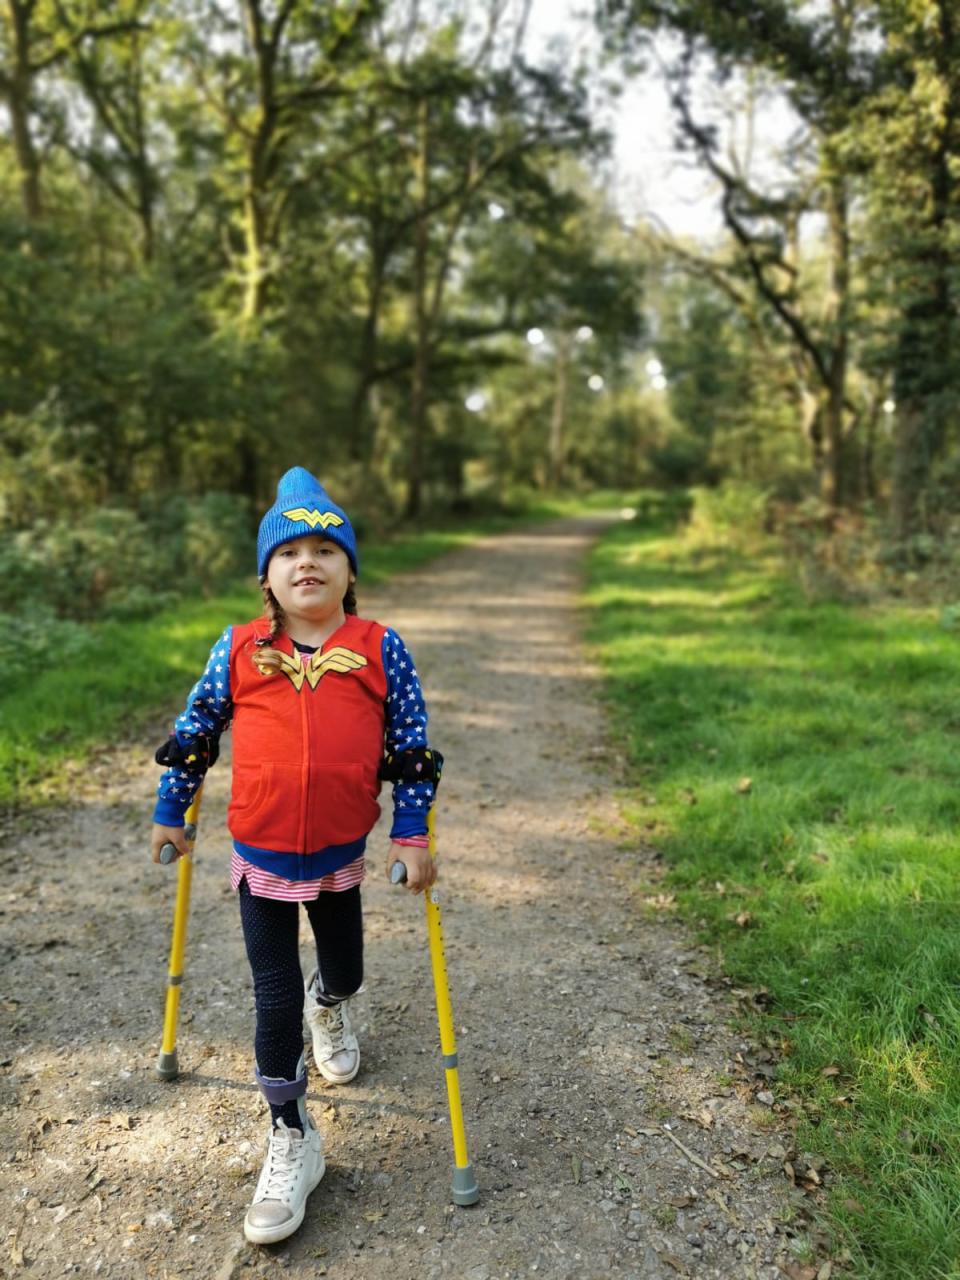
257, 467, 358, 579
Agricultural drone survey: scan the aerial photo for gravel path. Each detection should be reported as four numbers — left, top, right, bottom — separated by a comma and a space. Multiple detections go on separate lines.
1, 518, 812, 1280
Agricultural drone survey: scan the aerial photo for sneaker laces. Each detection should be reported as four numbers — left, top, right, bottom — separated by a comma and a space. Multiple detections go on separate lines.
323, 1003, 346, 1051
259, 1121, 307, 1203
311, 1001, 346, 1055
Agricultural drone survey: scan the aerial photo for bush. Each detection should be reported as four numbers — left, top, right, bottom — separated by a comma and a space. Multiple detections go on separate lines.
0, 607, 95, 685
685, 482, 772, 550
0, 492, 253, 620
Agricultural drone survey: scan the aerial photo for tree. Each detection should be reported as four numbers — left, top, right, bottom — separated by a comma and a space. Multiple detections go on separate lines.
169, 0, 380, 322
56, 0, 162, 262
0, 0, 145, 219
598, 0, 960, 531
855, 0, 960, 540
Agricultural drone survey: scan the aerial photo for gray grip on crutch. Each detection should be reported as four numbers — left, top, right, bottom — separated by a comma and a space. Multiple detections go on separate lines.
159, 822, 197, 864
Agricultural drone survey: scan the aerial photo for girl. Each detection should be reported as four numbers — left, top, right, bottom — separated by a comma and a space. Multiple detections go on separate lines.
150, 466, 439, 1245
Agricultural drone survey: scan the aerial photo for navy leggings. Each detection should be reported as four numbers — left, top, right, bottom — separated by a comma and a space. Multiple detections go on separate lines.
238, 878, 364, 1083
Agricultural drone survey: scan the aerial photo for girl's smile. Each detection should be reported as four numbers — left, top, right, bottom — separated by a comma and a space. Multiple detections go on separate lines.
267, 537, 355, 636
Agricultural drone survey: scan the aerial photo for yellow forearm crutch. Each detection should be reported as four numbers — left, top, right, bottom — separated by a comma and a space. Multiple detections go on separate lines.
391, 806, 479, 1206
156, 787, 203, 1081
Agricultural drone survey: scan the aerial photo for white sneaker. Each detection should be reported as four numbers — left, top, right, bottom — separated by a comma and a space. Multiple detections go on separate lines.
243, 1119, 325, 1245
304, 971, 360, 1084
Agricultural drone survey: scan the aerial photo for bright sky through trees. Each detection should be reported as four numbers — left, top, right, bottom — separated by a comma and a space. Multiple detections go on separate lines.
524, 0, 799, 241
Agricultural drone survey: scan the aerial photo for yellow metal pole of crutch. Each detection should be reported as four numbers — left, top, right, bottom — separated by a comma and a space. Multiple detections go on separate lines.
393, 806, 479, 1205
156, 787, 203, 1081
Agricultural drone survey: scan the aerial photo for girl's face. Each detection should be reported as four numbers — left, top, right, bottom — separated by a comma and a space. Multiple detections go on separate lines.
266, 536, 354, 626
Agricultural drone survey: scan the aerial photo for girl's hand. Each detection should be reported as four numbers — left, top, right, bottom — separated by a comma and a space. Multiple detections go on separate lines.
151, 823, 190, 864
387, 842, 437, 894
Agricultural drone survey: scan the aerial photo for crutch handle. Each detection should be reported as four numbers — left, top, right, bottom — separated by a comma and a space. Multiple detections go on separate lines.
390, 860, 408, 885
159, 822, 198, 864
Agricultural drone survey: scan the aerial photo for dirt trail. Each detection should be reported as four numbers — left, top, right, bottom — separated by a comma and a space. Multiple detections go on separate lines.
1, 518, 807, 1280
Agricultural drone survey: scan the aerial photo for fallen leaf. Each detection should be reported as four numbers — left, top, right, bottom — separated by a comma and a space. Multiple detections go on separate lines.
735, 777, 753, 794
110, 1113, 133, 1131
661, 1255, 687, 1275
681, 1108, 715, 1130
363, 1210, 387, 1223
571, 1155, 582, 1185
842, 1198, 865, 1215
817, 1263, 834, 1280
821, 1066, 841, 1078
734, 911, 754, 929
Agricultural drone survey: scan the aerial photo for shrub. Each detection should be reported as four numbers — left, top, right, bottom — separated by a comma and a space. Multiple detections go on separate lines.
0, 492, 252, 620
0, 607, 95, 684
685, 482, 772, 550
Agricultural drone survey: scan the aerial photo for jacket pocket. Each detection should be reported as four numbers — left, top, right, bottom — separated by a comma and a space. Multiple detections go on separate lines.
228, 762, 297, 851
305, 763, 381, 850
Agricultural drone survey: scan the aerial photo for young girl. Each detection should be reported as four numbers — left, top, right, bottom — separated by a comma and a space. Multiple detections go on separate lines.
150, 466, 439, 1245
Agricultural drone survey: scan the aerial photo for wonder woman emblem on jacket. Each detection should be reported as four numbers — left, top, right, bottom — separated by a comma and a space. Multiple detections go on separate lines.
275, 646, 368, 691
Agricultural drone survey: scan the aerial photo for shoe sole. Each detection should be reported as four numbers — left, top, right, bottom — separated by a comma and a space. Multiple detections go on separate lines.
243, 1158, 326, 1246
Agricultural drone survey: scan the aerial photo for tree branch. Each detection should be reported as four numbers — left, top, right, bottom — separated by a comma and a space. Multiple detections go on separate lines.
670, 79, 833, 389
31, 20, 149, 73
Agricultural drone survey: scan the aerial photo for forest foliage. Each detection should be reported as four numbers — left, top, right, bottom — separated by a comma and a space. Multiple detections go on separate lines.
2, 0, 958, 624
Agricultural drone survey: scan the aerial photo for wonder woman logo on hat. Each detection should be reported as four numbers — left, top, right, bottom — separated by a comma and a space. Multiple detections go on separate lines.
282, 507, 346, 530
257, 467, 358, 577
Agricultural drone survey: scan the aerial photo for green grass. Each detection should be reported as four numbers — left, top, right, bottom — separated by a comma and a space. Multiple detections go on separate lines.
586, 520, 960, 1279
1, 502, 584, 812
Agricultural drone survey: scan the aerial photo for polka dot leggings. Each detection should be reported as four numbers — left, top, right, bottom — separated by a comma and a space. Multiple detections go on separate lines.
238, 878, 363, 1125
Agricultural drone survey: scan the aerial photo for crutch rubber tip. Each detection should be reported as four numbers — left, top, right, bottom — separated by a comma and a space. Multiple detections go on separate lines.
156, 1049, 180, 1081
451, 1164, 479, 1206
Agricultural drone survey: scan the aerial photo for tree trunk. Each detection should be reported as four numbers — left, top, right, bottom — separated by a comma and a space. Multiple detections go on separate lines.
547, 334, 571, 489
6, 0, 42, 220
820, 173, 849, 508
890, 402, 928, 542
889, 0, 957, 539
242, 172, 270, 321
405, 98, 430, 521
240, 0, 277, 323
799, 385, 822, 473
349, 239, 387, 463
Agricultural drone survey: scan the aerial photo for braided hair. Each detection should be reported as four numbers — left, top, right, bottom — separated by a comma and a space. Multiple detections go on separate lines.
252, 581, 358, 676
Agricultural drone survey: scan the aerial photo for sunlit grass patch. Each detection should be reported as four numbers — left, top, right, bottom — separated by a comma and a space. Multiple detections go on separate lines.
586, 519, 960, 1278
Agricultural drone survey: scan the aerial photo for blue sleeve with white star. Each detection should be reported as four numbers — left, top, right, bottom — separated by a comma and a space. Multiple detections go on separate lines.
382, 627, 434, 839
153, 627, 234, 826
